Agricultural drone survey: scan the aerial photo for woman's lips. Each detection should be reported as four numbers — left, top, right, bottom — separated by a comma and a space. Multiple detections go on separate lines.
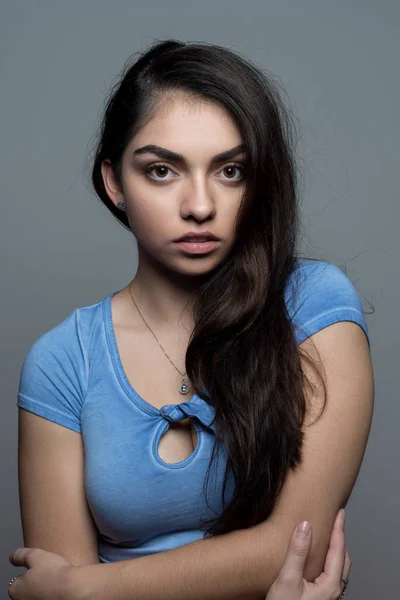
173, 240, 221, 254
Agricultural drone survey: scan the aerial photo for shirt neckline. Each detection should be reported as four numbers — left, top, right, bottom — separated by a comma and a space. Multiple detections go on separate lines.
103, 290, 201, 417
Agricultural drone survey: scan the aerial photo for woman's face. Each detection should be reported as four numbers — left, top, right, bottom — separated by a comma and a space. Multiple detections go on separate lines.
102, 93, 246, 277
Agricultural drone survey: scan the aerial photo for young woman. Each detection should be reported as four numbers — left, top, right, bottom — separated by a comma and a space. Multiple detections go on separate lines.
9, 39, 373, 600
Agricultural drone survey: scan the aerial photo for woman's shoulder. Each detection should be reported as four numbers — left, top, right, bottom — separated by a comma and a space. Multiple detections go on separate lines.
285, 258, 370, 346
17, 291, 112, 433
18, 291, 112, 395
25, 293, 107, 356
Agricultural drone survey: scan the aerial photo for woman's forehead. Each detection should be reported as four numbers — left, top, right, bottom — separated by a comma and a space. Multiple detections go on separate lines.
129, 96, 243, 161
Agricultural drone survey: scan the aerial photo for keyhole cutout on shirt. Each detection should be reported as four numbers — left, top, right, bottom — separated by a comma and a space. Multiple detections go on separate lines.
157, 418, 198, 464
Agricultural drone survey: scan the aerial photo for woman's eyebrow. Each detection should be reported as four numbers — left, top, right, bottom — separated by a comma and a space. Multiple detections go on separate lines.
132, 144, 246, 164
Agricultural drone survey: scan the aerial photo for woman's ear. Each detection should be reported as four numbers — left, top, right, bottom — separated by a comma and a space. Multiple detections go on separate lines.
101, 159, 123, 207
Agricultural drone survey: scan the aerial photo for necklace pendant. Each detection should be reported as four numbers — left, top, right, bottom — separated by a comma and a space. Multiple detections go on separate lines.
179, 376, 190, 395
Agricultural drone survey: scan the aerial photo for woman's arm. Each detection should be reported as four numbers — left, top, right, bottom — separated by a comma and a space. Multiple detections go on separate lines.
18, 409, 100, 567
74, 518, 285, 600
72, 321, 373, 600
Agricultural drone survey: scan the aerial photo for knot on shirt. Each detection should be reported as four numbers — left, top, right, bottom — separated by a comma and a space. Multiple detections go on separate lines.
159, 400, 216, 431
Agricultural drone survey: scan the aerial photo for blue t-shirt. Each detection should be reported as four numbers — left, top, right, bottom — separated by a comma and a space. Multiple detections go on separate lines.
17, 259, 370, 562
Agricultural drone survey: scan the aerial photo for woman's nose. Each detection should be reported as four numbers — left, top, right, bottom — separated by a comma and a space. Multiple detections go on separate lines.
180, 176, 216, 221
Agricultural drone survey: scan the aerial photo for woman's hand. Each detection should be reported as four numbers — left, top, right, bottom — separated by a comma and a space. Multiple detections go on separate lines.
266, 508, 351, 600
8, 548, 77, 600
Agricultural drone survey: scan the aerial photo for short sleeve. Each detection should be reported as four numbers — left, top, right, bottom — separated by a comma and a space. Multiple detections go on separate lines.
285, 260, 370, 347
17, 309, 88, 433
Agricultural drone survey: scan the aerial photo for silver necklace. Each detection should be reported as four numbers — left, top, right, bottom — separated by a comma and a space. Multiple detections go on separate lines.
128, 283, 191, 395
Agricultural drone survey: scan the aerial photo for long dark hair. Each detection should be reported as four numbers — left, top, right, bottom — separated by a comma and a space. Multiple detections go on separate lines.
90, 39, 327, 535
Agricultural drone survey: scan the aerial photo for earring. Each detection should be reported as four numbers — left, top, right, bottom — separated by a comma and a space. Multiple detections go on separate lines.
117, 199, 125, 210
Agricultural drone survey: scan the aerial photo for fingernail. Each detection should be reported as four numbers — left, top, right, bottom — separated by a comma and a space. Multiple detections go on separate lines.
296, 521, 311, 538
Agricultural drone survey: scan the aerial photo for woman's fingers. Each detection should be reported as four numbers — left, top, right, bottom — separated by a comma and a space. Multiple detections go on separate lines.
265, 522, 313, 599
343, 547, 352, 581
266, 511, 351, 600
322, 509, 347, 585
9, 547, 72, 569
276, 520, 312, 583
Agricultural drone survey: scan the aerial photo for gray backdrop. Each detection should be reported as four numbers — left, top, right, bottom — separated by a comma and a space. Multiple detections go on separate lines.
1, 1, 398, 598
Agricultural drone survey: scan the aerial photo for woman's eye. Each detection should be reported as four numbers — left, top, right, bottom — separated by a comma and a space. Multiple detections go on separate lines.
219, 164, 244, 181
144, 164, 174, 181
